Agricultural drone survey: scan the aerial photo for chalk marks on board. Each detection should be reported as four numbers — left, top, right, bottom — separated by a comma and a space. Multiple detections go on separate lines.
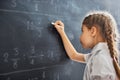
3, 52, 9, 62
27, 72, 60, 80
64, 66, 72, 76
0, 64, 64, 80
12, 48, 20, 69
31, 46, 35, 54
33, 0, 61, 13
27, 71, 48, 80
0, 0, 73, 19
14, 48, 19, 56
27, 21, 34, 30
35, 3, 39, 12
9, 71, 60, 80
6, 77, 11, 80
56, 73, 60, 80
9, 0, 61, 12
30, 46, 35, 65
47, 50, 54, 59
0, 46, 64, 80
1, 45, 61, 70
52, 72, 60, 80
11, 58, 19, 69
54, 73, 60, 80
28, 77, 39, 80
42, 71, 46, 79
11, 0, 17, 8
27, 20, 43, 38
2, 48, 20, 69
30, 59, 34, 65
3, 71, 46, 80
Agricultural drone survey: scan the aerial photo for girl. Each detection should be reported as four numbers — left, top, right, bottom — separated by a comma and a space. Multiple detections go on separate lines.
52, 11, 120, 80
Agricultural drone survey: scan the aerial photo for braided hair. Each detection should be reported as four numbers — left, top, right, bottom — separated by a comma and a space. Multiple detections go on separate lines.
82, 11, 120, 78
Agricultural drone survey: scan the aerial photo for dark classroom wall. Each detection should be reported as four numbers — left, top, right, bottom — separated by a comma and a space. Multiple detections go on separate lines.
0, 0, 120, 80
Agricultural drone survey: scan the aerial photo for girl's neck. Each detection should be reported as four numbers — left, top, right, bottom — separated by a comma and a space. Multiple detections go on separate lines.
92, 35, 106, 48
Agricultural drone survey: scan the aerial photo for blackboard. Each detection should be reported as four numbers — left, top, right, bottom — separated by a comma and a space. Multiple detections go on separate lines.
0, 0, 120, 80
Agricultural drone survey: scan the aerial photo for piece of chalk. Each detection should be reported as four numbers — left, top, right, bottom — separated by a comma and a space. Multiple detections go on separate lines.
51, 22, 55, 25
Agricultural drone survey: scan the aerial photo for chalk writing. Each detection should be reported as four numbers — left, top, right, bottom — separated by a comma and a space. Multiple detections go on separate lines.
0, 9, 64, 19
3, 52, 9, 62
31, 46, 35, 54
28, 77, 38, 80
57, 73, 59, 80
11, 58, 19, 69
47, 50, 54, 58
27, 20, 43, 37
6, 77, 11, 80
14, 48, 19, 56
53, 72, 60, 80
27, 21, 34, 30
42, 71, 45, 79
0, 64, 64, 76
39, 54, 44, 60
11, 0, 17, 8
35, 3, 39, 11
30, 59, 34, 65
1, 46, 61, 70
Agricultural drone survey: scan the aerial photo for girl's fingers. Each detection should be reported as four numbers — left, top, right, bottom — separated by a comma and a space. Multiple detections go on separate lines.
55, 20, 64, 27
52, 20, 64, 34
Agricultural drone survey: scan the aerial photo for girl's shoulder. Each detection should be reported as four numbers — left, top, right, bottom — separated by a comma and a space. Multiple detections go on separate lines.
84, 48, 110, 63
90, 50, 116, 79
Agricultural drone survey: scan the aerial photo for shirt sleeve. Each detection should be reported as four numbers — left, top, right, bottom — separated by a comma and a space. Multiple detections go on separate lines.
84, 53, 92, 63
90, 51, 116, 80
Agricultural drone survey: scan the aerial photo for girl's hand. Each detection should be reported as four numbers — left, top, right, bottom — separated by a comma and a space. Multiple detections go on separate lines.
53, 20, 64, 34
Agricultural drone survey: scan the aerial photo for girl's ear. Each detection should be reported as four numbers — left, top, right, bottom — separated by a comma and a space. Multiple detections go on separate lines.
90, 26, 97, 37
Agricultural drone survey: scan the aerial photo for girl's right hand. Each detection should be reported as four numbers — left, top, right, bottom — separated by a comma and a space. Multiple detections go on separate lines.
53, 20, 64, 34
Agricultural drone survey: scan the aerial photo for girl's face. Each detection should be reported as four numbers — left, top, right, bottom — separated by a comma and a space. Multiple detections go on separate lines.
80, 25, 95, 49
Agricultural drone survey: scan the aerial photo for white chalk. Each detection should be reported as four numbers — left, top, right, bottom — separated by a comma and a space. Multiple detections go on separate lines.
51, 22, 55, 25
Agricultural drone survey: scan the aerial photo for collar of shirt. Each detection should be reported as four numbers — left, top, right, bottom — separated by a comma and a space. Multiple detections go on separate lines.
91, 42, 108, 55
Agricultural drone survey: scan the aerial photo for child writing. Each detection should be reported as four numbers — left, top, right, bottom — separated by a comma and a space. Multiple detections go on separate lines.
52, 11, 120, 80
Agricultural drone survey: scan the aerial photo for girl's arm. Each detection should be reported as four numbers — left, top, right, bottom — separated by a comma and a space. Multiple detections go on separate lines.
53, 20, 85, 63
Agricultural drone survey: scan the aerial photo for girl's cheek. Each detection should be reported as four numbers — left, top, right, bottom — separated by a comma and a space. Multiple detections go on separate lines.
80, 35, 84, 46
79, 35, 82, 43
80, 35, 89, 49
